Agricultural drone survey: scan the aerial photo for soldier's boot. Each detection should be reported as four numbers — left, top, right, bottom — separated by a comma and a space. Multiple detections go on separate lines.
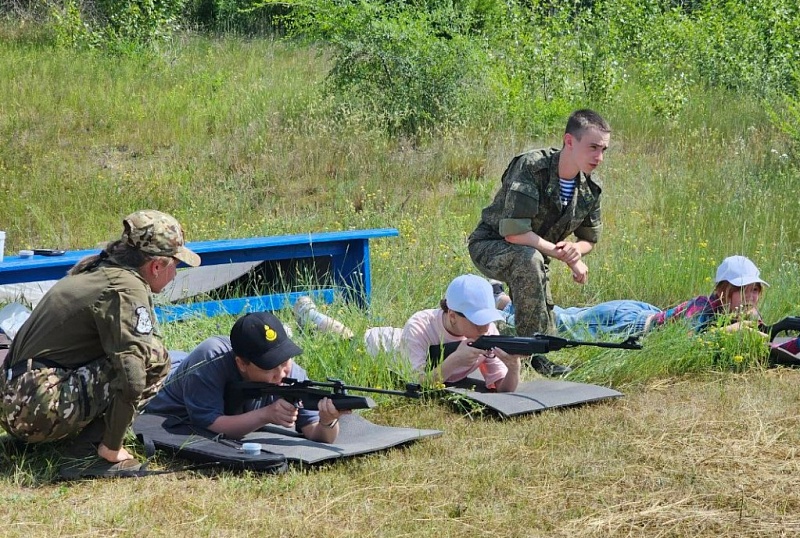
529, 355, 572, 377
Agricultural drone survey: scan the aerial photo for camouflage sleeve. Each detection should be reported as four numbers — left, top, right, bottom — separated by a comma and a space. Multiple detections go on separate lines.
94, 284, 168, 450
573, 196, 602, 244
499, 217, 534, 237
497, 156, 543, 237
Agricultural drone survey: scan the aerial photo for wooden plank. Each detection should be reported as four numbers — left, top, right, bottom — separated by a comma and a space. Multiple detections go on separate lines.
184, 228, 398, 253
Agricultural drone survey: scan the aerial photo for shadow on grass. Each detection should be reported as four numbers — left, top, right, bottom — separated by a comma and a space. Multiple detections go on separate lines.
0, 433, 62, 486
0, 433, 248, 485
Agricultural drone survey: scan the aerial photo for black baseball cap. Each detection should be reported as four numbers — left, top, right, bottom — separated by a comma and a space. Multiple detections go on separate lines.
230, 312, 303, 370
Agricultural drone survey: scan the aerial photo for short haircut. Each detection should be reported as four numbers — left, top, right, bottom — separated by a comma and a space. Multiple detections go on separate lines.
565, 109, 611, 139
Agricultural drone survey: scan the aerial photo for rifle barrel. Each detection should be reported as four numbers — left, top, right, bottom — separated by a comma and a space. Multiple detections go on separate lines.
561, 338, 642, 350
470, 335, 642, 354
283, 378, 422, 399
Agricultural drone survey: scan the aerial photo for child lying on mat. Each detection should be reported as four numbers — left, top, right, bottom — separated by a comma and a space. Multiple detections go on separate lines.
297, 276, 567, 381
145, 311, 347, 443
362, 275, 555, 387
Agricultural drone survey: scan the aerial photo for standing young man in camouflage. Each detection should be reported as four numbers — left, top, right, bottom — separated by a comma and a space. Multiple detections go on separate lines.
468, 110, 611, 374
0, 210, 200, 478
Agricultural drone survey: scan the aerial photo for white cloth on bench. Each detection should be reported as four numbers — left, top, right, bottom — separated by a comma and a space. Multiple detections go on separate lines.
0, 281, 57, 309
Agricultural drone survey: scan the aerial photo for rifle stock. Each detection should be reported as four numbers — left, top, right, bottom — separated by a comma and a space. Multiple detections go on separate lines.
760, 316, 800, 341
224, 377, 422, 416
429, 334, 642, 365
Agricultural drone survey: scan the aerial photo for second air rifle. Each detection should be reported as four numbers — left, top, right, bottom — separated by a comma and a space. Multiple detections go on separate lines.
429, 333, 643, 365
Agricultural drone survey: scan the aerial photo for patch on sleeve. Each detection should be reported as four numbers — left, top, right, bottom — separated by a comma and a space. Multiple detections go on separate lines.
134, 306, 154, 335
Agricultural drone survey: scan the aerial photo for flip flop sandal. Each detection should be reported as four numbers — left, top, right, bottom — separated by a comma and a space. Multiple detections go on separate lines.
58, 458, 143, 480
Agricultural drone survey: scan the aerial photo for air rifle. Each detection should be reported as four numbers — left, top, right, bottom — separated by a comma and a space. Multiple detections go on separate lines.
759, 316, 800, 341
224, 377, 423, 415
429, 334, 642, 365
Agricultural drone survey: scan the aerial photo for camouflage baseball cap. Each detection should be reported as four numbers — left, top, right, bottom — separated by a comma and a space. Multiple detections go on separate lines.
121, 210, 201, 267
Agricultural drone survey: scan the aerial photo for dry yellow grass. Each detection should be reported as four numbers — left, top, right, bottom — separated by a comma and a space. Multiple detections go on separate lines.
3, 369, 800, 537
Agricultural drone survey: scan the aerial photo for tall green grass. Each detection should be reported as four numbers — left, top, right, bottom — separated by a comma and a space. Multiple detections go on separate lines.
2, 28, 800, 537
1, 27, 798, 357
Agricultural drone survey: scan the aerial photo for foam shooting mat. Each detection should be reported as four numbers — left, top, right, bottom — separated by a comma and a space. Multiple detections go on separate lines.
133, 413, 288, 473
442, 373, 623, 418
133, 412, 442, 468
770, 337, 800, 367
242, 413, 442, 464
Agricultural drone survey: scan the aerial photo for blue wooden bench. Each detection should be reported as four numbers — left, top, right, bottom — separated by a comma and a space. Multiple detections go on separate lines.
0, 229, 399, 323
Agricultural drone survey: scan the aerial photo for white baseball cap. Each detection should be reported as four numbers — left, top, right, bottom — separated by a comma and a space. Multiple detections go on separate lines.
714, 256, 769, 287
445, 274, 505, 326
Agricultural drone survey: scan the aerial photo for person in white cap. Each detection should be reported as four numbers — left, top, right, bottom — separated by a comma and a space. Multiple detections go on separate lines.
643, 255, 768, 333
495, 255, 769, 339
394, 274, 567, 389
363, 275, 571, 379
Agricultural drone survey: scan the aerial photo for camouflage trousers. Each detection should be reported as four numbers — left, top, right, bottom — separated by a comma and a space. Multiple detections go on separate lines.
0, 359, 114, 443
468, 238, 556, 336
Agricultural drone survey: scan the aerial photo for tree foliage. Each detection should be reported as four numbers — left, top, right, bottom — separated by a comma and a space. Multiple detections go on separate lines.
11, 0, 800, 138
265, 0, 490, 137
35, 0, 186, 52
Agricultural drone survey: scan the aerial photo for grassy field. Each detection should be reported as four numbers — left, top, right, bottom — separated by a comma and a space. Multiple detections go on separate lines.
1, 26, 800, 537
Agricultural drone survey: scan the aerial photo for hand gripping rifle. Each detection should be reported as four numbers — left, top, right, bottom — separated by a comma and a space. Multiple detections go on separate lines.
429, 334, 642, 365
224, 377, 423, 415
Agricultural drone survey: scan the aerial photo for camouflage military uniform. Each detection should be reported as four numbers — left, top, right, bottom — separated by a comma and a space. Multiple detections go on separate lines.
0, 210, 199, 452
0, 265, 170, 449
468, 148, 602, 336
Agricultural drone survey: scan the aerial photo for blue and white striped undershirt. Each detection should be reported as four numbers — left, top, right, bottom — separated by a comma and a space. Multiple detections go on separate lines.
559, 177, 576, 207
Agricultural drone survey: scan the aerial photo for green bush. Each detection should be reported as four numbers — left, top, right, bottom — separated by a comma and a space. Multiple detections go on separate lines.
281, 0, 485, 138
766, 72, 800, 159
23, 0, 800, 137
49, 0, 187, 52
